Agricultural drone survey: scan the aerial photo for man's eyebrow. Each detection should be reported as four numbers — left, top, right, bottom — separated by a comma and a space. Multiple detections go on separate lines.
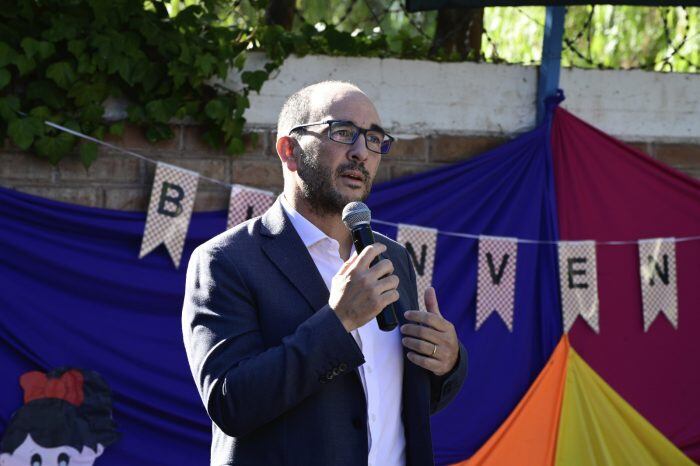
368, 123, 386, 133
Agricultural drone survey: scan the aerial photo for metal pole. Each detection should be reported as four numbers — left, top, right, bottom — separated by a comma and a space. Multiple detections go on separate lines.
537, 6, 566, 125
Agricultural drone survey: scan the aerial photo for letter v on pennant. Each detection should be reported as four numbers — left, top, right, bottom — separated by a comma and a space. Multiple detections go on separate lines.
476, 236, 518, 331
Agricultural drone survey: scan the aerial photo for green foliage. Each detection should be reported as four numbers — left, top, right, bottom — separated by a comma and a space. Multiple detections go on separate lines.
2, 1, 696, 166
0, 0, 280, 164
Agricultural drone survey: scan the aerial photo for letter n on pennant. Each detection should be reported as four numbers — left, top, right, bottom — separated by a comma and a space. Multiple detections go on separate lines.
139, 162, 199, 268
558, 241, 599, 333
397, 224, 437, 311
638, 238, 678, 332
476, 236, 518, 331
227, 185, 275, 230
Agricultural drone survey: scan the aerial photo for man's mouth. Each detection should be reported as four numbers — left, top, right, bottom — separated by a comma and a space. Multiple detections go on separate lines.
340, 171, 365, 182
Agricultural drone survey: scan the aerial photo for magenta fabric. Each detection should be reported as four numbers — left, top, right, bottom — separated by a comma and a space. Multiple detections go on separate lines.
552, 107, 700, 461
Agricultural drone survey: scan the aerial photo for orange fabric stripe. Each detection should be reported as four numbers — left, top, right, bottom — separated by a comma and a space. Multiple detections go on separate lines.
451, 336, 569, 466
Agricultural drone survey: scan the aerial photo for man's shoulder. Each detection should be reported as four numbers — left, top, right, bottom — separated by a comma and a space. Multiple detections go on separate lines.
193, 216, 264, 260
374, 231, 406, 256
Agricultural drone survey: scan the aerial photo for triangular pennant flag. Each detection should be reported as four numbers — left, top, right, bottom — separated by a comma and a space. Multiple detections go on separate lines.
555, 345, 695, 465
139, 162, 198, 268
475, 236, 518, 331
227, 185, 275, 229
638, 238, 678, 332
558, 241, 599, 333
396, 224, 437, 310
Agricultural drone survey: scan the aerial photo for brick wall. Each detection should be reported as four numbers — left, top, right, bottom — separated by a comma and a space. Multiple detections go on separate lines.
1, 124, 698, 212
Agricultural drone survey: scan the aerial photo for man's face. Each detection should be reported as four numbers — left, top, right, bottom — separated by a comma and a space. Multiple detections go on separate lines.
294, 90, 382, 216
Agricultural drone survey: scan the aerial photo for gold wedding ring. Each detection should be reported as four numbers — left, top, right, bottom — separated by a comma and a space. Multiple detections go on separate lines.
431, 343, 438, 357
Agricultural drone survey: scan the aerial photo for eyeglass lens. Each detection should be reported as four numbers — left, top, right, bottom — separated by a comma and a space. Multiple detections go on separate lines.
329, 121, 391, 154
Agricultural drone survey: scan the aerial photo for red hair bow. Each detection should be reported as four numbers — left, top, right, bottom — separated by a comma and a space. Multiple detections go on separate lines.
20, 370, 85, 406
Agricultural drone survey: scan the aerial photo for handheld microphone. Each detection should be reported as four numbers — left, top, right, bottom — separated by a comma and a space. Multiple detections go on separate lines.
342, 202, 399, 332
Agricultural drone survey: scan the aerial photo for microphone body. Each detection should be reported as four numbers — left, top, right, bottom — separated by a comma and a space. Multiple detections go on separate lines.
349, 222, 399, 332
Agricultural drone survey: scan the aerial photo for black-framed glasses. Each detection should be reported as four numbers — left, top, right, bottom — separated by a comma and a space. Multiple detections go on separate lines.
289, 120, 394, 155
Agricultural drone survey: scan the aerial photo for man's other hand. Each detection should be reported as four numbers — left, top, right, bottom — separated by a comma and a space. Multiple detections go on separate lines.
401, 287, 459, 377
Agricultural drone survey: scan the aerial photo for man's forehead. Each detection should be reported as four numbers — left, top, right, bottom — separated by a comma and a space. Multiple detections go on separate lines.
310, 87, 382, 128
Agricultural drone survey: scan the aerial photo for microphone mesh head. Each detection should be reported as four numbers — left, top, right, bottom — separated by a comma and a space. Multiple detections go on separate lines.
342, 202, 371, 229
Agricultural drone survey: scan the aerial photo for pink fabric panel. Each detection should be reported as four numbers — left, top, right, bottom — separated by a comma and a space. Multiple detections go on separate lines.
551, 107, 700, 461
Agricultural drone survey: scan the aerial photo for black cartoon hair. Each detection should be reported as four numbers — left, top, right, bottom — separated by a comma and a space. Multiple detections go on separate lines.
0, 367, 120, 454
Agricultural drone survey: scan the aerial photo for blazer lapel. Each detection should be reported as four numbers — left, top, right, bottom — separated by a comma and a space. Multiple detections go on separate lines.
260, 198, 330, 313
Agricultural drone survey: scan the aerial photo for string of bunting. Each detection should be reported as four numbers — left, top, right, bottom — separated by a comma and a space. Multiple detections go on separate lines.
42, 118, 698, 333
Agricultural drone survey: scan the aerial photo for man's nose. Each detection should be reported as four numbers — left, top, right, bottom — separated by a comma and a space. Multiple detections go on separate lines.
347, 133, 369, 162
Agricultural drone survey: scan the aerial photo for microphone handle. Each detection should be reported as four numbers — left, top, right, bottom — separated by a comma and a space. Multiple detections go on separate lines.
351, 226, 399, 331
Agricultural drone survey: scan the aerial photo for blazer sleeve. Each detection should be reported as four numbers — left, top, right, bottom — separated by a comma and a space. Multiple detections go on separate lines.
182, 244, 365, 438
402, 247, 468, 415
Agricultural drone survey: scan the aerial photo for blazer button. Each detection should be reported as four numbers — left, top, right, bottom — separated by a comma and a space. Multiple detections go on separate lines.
352, 418, 363, 430
332, 368, 340, 376
326, 371, 334, 379
339, 363, 348, 371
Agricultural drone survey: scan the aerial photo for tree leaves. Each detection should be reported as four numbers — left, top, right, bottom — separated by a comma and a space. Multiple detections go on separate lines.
8, 116, 44, 150
46, 61, 77, 89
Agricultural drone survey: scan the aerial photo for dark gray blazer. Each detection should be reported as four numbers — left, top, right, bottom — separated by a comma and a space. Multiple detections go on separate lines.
182, 198, 467, 466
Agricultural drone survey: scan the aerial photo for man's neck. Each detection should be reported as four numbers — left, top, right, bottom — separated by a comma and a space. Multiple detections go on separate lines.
284, 191, 354, 260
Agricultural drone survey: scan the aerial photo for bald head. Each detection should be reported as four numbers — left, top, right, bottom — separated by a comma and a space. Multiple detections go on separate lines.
276, 81, 379, 138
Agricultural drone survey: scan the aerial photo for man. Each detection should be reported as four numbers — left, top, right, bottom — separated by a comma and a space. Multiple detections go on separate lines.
182, 81, 467, 466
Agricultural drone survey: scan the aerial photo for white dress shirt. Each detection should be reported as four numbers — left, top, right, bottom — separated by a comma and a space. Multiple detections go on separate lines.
280, 195, 406, 466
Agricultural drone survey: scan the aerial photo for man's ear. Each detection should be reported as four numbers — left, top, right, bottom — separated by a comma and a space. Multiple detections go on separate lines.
276, 136, 299, 172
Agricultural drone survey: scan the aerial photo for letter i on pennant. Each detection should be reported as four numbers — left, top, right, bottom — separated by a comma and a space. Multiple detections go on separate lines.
397, 224, 438, 311
139, 162, 199, 268
638, 238, 678, 332
558, 241, 599, 333
227, 185, 275, 230
475, 236, 518, 331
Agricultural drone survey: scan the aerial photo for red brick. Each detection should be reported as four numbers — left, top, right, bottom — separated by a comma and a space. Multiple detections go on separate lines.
193, 189, 231, 212
387, 137, 428, 162
0, 152, 56, 180
104, 187, 149, 211
13, 185, 103, 207
58, 153, 141, 183
183, 126, 264, 156
655, 143, 700, 168
231, 161, 283, 191
104, 123, 181, 151
429, 135, 508, 163
144, 157, 230, 185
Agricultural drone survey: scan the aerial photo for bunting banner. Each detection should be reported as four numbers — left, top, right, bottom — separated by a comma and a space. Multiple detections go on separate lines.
558, 241, 599, 333
227, 185, 276, 229
396, 224, 438, 310
638, 238, 678, 332
475, 236, 518, 331
139, 162, 198, 268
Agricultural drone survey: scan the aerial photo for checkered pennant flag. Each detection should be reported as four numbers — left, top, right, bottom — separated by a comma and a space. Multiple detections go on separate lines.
227, 184, 275, 230
638, 238, 678, 332
475, 236, 518, 331
139, 162, 199, 268
558, 241, 599, 333
397, 224, 437, 311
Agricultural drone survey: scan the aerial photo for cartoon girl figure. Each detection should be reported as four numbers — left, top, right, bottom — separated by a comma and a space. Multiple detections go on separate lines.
0, 367, 120, 466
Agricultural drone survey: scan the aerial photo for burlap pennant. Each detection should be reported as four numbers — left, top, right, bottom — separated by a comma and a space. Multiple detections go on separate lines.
396, 224, 437, 311
139, 162, 199, 268
638, 238, 678, 331
475, 236, 518, 331
558, 241, 599, 333
227, 184, 275, 229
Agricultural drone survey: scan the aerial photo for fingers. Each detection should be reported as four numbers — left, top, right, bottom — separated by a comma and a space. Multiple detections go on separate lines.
401, 336, 436, 356
368, 257, 394, 280
403, 310, 450, 332
424, 286, 442, 316
338, 250, 359, 275
400, 323, 441, 343
354, 243, 386, 270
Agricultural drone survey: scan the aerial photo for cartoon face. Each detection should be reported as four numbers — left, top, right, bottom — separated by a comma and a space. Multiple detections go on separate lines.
0, 434, 103, 466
